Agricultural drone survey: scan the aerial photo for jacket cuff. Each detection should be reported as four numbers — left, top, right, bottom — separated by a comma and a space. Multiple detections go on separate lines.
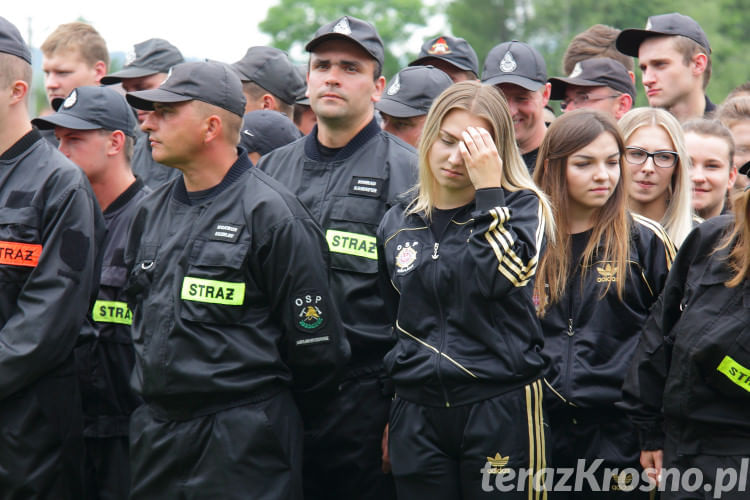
638, 425, 665, 450
474, 188, 506, 212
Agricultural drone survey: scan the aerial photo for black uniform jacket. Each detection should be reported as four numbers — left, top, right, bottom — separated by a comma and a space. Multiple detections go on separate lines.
0, 128, 104, 399
541, 214, 675, 413
258, 119, 417, 370
78, 178, 150, 438
123, 153, 349, 421
621, 215, 750, 455
378, 187, 547, 407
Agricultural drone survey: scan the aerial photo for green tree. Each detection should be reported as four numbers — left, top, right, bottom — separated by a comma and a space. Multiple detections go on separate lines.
259, 0, 432, 78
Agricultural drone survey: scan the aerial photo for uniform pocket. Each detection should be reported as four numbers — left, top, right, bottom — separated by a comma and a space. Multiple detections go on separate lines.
178, 240, 249, 325
326, 196, 383, 274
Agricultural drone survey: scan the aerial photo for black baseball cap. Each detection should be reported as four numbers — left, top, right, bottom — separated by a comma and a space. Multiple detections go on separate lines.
33, 86, 137, 138
231, 46, 305, 105
549, 57, 636, 101
375, 66, 453, 118
409, 35, 479, 75
126, 61, 246, 117
0, 16, 31, 64
306, 16, 384, 68
481, 41, 547, 91
240, 110, 302, 156
739, 160, 750, 177
616, 13, 711, 57
102, 38, 184, 85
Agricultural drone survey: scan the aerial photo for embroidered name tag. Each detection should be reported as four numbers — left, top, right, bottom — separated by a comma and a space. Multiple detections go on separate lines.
210, 223, 242, 243
0, 241, 42, 267
181, 277, 245, 305
92, 300, 133, 325
349, 177, 383, 198
325, 230, 377, 260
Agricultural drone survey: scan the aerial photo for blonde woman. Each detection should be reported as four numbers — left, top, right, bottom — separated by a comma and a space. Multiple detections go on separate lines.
377, 81, 554, 498
620, 107, 695, 247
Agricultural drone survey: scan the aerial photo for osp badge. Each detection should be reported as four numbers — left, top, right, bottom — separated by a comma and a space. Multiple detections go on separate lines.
395, 241, 419, 275
333, 17, 352, 35
429, 37, 452, 55
569, 62, 583, 79
294, 292, 326, 331
63, 89, 77, 109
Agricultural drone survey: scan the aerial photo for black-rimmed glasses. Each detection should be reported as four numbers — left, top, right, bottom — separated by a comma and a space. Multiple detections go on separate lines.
625, 146, 679, 168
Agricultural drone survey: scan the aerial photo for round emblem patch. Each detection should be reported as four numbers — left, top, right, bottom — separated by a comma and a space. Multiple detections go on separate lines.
387, 75, 401, 96
568, 62, 582, 79
294, 293, 326, 331
395, 241, 419, 275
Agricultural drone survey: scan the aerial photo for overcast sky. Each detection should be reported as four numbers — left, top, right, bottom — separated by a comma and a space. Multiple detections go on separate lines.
4, 1, 276, 64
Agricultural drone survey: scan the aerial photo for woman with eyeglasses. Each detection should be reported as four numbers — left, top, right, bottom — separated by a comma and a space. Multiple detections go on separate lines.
620, 108, 695, 247
622, 185, 750, 498
533, 109, 676, 498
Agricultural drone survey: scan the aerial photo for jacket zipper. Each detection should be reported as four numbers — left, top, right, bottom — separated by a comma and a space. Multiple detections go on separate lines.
431, 241, 452, 407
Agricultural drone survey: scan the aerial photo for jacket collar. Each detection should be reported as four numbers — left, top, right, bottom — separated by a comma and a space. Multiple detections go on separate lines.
304, 117, 381, 162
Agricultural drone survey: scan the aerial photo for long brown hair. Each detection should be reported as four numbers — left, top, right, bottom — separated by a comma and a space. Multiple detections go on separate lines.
533, 109, 630, 316
717, 187, 750, 287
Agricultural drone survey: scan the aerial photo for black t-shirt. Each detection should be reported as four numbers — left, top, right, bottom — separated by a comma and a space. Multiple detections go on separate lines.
523, 147, 539, 175
430, 203, 471, 240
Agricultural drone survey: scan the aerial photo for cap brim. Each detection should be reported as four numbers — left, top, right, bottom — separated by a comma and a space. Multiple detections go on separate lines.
306, 34, 377, 62
101, 66, 160, 85
126, 88, 192, 110
409, 55, 472, 72
615, 29, 659, 57
548, 77, 603, 100
32, 113, 102, 132
376, 99, 425, 118
296, 97, 310, 105
482, 74, 543, 91
739, 160, 750, 176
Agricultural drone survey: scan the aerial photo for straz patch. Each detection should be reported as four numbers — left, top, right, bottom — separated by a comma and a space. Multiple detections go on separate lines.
210, 222, 242, 243
0, 241, 42, 267
181, 277, 245, 305
326, 230, 377, 260
92, 300, 133, 325
294, 292, 326, 333
717, 355, 750, 393
349, 177, 382, 198
395, 241, 419, 274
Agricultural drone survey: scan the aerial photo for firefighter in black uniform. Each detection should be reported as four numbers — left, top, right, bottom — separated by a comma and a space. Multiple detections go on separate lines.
0, 17, 106, 499
377, 81, 555, 498
622, 188, 750, 499
258, 16, 417, 500
124, 60, 349, 499
33, 85, 151, 500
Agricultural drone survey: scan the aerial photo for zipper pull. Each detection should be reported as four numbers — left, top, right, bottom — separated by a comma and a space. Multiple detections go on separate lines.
567, 318, 574, 336
432, 242, 439, 260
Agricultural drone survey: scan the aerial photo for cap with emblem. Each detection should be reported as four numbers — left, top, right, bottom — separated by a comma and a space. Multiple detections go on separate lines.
231, 46, 305, 105
33, 86, 137, 137
375, 66, 453, 118
409, 35, 479, 75
306, 16, 384, 68
0, 16, 31, 64
239, 110, 302, 156
548, 57, 636, 101
102, 38, 184, 85
126, 61, 246, 117
616, 12, 711, 57
481, 41, 547, 91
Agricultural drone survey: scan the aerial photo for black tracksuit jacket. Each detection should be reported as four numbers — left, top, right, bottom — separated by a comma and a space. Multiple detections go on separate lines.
123, 154, 349, 421
621, 215, 750, 455
540, 214, 675, 413
377, 187, 548, 407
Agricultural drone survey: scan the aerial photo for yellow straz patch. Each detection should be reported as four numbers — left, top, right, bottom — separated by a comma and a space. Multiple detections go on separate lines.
325, 229, 377, 260
180, 277, 245, 305
92, 300, 133, 325
717, 355, 750, 392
